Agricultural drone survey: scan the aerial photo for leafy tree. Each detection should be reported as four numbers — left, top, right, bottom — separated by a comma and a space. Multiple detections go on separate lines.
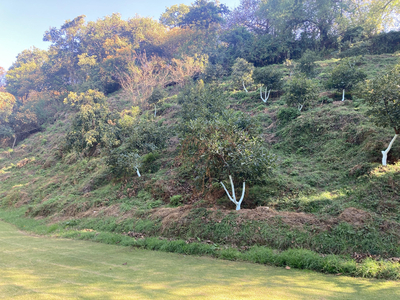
0, 92, 16, 122
252, 66, 284, 90
296, 50, 319, 78
180, 0, 229, 29
180, 110, 275, 210
361, 64, 400, 165
147, 86, 167, 117
226, 0, 275, 35
0, 67, 5, 89
106, 110, 168, 178
178, 80, 228, 125
6, 47, 48, 98
282, 75, 319, 111
326, 57, 367, 101
43, 16, 86, 88
160, 4, 190, 28
231, 58, 255, 91
64, 89, 118, 156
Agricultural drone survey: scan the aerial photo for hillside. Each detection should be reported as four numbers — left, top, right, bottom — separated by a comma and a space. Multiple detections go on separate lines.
1, 52, 400, 280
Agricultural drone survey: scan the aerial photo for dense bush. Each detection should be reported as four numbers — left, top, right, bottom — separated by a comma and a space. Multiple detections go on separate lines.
64, 90, 118, 156
178, 80, 228, 125
282, 75, 319, 111
252, 66, 284, 90
326, 57, 367, 92
230, 58, 255, 90
296, 50, 319, 77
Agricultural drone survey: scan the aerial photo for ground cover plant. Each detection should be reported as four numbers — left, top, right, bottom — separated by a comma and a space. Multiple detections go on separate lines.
2, 220, 400, 299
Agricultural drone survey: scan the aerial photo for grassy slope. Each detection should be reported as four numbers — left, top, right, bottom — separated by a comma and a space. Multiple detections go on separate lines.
1, 53, 400, 274
1, 220, 400, 300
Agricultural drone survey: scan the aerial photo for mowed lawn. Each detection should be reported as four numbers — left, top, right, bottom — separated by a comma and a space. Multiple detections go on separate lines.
0, 221, 399, 300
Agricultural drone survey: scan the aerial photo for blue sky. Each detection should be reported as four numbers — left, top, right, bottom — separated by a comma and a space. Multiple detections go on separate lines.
0, 0, 240, 71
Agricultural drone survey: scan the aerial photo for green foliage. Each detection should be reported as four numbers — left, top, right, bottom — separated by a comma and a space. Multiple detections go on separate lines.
360, 64, 400, 133
277, 107, 301, 125
64, 90, 118, 155
180, 110, 275, 186
231, 58, 255, 90
282, 75, 319, 111
106, 116, 168, 177
202, 63, 228, 83
170, 195, 183, 207
296, 50, 319, 77
159, 4, 190, 28
252, 66, 284, 90
327, 57, 367, 91
141, 152, 161, 173
179, 0, 229, 29
178, 80, 228, 125
147, 86, 167, 105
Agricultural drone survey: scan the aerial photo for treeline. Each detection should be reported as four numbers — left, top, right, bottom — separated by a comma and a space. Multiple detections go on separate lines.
1, 0, 400, 147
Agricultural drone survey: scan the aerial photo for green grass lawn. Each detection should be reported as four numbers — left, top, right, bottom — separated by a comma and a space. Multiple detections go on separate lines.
0, 221, 399, 300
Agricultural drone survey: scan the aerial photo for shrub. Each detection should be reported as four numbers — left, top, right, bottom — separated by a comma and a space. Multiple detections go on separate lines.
282, 76, 319, 111
170, 195, 183, 207
231, 58, 254, 90
277, 107, 301, 125
296, 50, 319, 77
252, 66, 284, 90
326, 57, 367, 92
178, 80, 228, 126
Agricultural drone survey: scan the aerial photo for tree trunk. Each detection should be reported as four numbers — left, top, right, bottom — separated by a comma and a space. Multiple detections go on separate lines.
136, 168, 141, 177
220, 175, 245, 210
12, 135, 17, 149
382, 134, 398, 166
342, 89, 345, 101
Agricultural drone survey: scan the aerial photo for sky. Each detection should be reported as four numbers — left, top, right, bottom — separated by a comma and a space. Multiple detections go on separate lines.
0, 0, 240, 71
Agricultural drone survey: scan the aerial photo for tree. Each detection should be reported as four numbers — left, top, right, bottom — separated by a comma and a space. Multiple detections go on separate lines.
345, 0, 400, 37
64, 89, 118, 156
106, 108, 168, 178
180, 0, 229, 29
43, 16, 86, 88
160, 4, 190, 28
180, 110, 275, 210
282, 75, 319, 111
361, 64, 400, 166
327, 57, 367, 101
296, 50, 319, 78
147, 86, 167, 117
231, 58, 255, 91
178, 80, 228, 126
5, 47, 48, 98
0, 67, 5, 90
252, 66, 284, 102
0, 92, 16, 122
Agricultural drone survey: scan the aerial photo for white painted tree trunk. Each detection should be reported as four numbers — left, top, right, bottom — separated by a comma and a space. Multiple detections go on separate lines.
382, 134, 398, 166
243, 81, 248, 93
154, 104, 157, 117
298, 103, 304, 112
342, 89, 345, 101
220, 175, 245, 210
260, 86, 270, 103
136, 168, 141, 177
12, 135, 17, 149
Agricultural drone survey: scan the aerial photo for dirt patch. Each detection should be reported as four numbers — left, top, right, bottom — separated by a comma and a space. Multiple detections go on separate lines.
151, 206, 193, 230
150, 205, 336, 232
338, 207, 371, 227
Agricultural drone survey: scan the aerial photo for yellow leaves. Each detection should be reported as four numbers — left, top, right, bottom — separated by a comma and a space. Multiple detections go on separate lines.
0, 92, 16, 121
64, 89, 106, 106
118, 106, 140, 129
78, 53, 97, 67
